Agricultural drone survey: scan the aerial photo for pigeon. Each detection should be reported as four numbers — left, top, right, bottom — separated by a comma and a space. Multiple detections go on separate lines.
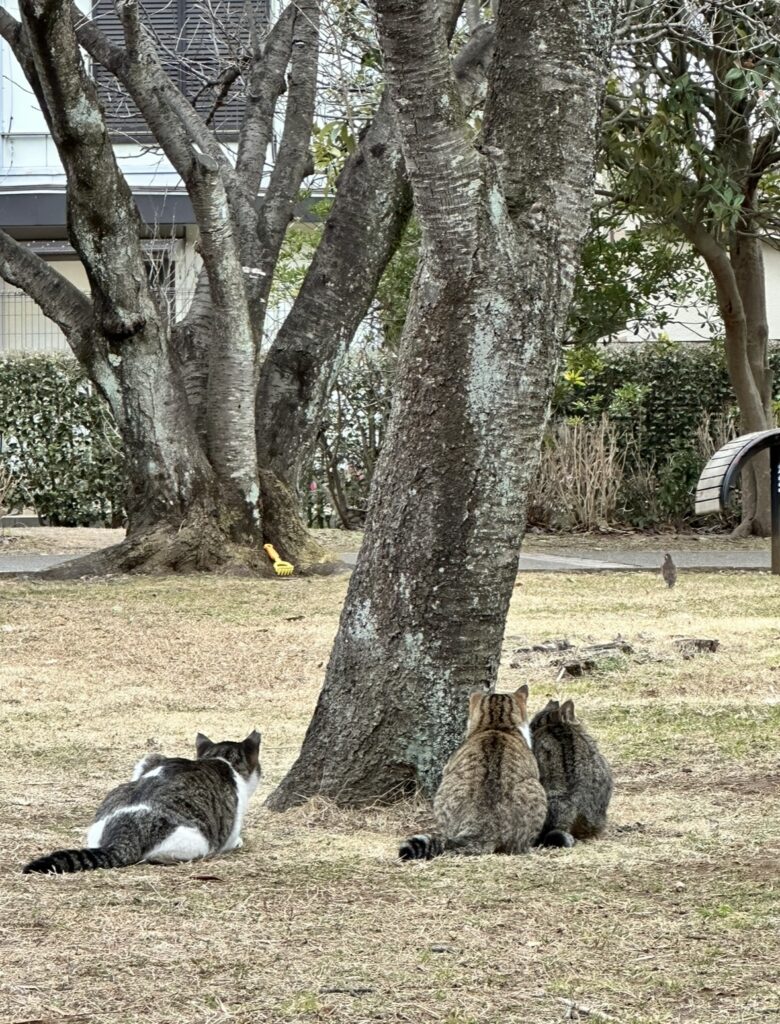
661, 553, 677, 588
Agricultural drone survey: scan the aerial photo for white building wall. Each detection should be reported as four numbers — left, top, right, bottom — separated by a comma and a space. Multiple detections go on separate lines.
617, 241, 780, 345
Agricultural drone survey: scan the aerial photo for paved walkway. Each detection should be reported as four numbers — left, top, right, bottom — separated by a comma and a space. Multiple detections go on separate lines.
328, 548, 771, 572
516, 549, 770, 572
0, 553, 77, 574
0, 547, 772, 576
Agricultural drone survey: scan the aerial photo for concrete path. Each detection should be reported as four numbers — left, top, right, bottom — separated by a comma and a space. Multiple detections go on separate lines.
0, 547, 772, 576
0, 553, 78, 575
333, 548, 770, 572
516, 549, 770, 572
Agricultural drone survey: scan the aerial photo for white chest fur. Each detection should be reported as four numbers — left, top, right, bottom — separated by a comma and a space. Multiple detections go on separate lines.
220, 763, 259, 853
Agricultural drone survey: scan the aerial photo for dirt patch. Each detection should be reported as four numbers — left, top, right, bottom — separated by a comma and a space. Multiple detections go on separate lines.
0, 525, 363, 559
0, 525, 125, 554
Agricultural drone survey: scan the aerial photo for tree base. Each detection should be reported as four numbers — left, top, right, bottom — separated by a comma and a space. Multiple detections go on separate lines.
37, 516, 347, 579
730, 516, 771, 539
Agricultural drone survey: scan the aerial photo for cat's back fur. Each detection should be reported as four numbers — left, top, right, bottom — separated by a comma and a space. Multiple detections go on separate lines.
23, 731, 261, 874
400, 687, 547, 859
531, 699, 612, 847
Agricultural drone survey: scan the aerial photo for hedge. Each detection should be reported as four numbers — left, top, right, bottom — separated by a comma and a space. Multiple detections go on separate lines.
550, 339, 780, 526
0, 356, 124, 526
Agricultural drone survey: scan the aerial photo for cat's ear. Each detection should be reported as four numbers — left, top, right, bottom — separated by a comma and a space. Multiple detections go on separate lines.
195, 733, 212, 758
469, 691, 484, 715
514, 684, 529, 714
243, 730, 262, 768
560, 699, 575, 721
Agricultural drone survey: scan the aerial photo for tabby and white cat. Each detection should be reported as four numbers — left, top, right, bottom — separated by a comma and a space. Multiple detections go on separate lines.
23, 731, 261, 874
531, 699, 612, 847
399, 686, 548, 859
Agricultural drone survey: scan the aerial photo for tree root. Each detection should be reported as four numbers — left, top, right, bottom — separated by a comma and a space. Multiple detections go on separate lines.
36, 520, 348, 580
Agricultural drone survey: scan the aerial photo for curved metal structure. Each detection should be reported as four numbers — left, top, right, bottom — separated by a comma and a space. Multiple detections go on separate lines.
694, 427, 780, 574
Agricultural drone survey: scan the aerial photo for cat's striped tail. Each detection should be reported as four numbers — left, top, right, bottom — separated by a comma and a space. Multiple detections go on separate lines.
398, 834, 446, 860
23, 846, 131, 874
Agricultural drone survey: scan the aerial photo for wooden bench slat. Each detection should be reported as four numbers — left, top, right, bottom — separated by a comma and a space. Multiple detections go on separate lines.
700, 459, 737, 474
695, 491, 723, 503
696, 490, 723, 498
697, 467, 733, 483
695, 498, 723, 513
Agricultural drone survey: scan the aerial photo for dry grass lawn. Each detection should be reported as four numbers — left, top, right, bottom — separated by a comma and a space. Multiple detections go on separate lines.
1, 571, 778, 1024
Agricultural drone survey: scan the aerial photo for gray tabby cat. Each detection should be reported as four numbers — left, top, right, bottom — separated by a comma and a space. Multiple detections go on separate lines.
23, 730, 261, 874
399, 686, 548, 859
531, 699, 612, 848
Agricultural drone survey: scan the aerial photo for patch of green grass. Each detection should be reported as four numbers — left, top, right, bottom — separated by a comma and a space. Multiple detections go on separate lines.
597, 703, 780, 762
280, 992, 322, 1016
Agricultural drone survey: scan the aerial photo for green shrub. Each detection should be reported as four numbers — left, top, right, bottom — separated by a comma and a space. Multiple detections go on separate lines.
547, 339, 780, 527
0, 356, 124, 526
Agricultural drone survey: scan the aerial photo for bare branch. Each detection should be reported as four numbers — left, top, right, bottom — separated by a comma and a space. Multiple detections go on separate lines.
235, 0, 297, 193
73, 0, 230, 179
453, 21, 494, 109
19, 0, 151, 341
0, 229, 92, 336
0, 228, 121, 410
255, 0, 320, 276
0, 6, 29, 64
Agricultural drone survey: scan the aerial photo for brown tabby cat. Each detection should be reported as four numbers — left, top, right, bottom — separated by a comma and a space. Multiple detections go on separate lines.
531, 698, 613, 848
399, 686, 547, 859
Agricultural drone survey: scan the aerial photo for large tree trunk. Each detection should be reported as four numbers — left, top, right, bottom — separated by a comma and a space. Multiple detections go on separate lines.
683, 211, 775, 538
13, 0, 266, 576
253, 23, 496, 569
729, 216, 774, 536
268, 0, 616, 808
710, 35, 774, 537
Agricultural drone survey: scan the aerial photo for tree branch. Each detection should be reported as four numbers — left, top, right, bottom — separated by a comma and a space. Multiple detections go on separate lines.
19, 0, 151, 342
69, 0, 126, 73
0, 229, 92, 336
255, 88, 411, 483
370, 0, 481, 254
254, 0, 320, 279
73, 0, 232, 181
235, 0, 297, 195
0, 228, 121, 412
452, 21, 494, 110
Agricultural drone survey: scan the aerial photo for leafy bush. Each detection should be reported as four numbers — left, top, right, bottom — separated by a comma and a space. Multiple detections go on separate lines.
547, 339, 779, 527
0, 356, 124, 526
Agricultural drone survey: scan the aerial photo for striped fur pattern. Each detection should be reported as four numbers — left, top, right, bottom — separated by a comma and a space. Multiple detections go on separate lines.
530, 699, 612, 847
399, 687, 548, 860
23, 731, 261, 875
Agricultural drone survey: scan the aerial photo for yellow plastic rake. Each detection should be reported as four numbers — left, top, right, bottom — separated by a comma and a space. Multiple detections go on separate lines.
263, 543, 295, 577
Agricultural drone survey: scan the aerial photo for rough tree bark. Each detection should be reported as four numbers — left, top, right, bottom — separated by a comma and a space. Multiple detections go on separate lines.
268, 0, 617, 808
255, 21, 494, 496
